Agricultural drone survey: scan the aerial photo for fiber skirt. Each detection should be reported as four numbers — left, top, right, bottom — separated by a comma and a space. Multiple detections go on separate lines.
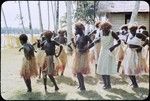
122, 48, 146, 75
20, 57, 38, 79
72, 49, 90, 75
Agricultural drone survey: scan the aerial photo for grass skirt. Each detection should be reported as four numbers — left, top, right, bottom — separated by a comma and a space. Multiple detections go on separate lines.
20, 57, 38, 79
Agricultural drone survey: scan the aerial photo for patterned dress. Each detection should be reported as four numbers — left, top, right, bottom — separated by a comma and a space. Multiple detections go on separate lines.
97, 31, 117, 75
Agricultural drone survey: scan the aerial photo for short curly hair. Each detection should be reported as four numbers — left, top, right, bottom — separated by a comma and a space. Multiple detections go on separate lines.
120, 24, 128, 30
43, 31, 53, 38
101, 21, 112, 30
19, 34, 28, 43
139, 25, 146, 30
75, 22, 85, 30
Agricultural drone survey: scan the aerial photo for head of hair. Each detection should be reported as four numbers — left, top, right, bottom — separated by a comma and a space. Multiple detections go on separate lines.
19, 34, 28, 43
139, 25, 146, 30
101, 21, 112, 30
75, 22, 85, 31
43, 31, 53, 38
121, 24, 128, 30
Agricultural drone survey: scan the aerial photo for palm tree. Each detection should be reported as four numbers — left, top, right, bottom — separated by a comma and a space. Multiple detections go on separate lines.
27, 1, 33, 43
18, 1, 26, 33
56, 1, 59, 34
38, 1, 43, 32
2, 7, 9, 35
66, 1, 72, 44
47, 1, 50, 30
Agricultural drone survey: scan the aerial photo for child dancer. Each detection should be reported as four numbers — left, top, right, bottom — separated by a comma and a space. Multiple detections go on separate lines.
117, 25, 129, 73
54, 29, 67, 76
42, 31, 63, 92
122, 24, 148, 88
96, 21, 121, 89
94, 21, 101, 74
33, 35, 46, 79
72, 22, 92, 91
19, 34, 38, 92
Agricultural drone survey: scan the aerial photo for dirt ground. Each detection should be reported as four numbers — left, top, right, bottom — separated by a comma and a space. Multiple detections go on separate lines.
1, 48, 149, 100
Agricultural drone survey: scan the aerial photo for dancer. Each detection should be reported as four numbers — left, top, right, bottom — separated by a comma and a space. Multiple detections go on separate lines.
96, 21, 121, 89
42, 31, 63, 92
117, 24, 129, 73
54, 29, 67, 76
19, 34, 38, 92
122, 24, 148, 88
72, 22, 92, 91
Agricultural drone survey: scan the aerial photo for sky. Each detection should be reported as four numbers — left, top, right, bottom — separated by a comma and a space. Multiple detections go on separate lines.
1, 1, 67, 30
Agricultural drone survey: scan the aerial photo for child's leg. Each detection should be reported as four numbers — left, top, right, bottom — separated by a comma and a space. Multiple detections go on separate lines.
106, 75, 111, 89
95, 64, 97, 74
77, 73, 86, 91
117, 61, 122, 72
129, 75, 138, 88
102, 75, 107, 88
39, 67, 41, 79
43, 74, 47, 92
61, 65, 65, 76
23, 77, 32, 92
48, 75, 59, 91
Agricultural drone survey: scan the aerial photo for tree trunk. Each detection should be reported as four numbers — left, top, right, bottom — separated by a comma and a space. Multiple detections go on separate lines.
38, 1, 43, 32
56, 1, 59, 34
66, 1, 72, 44
18, 1, 26, 33
51, 1, 55, 32
27, 1, 33, 43
130, 1, 140, 24
47, 1, 50, 30
2, 7, 9, 47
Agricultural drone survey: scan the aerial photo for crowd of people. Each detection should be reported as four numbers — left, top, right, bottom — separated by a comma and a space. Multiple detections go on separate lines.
18, 20, 149, 93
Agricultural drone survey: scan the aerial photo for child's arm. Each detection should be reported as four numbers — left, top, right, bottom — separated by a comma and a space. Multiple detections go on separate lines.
32, 42, 37, 46
19, 47, 23, 52
71, 38, 76, 48
109, 31, 121, 52
67, 43, 73, 51
55, 45, 63, 57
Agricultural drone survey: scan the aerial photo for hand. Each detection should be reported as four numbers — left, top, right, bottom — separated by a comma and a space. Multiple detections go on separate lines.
19, 49, 22, 52
109, 47, 114, 52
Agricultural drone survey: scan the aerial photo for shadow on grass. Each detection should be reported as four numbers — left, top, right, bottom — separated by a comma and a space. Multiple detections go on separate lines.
110, 76, 128, 85
36, 75, 77, 87
8, 92, 44, 100
137, 75, 149, 82
44, 92, 67, 100
36, 78, 53, 87
132, 87, 149, 100
77, 90, 104, 100
107, 88, 139, 100
56, 76, 77, 86
84, 76, 99, 85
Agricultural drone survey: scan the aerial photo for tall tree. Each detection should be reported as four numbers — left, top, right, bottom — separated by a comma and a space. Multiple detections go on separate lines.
18, 1, 26, 33
47, 1, 50, 30
2, 7, 9, 35
38, 1, 43, 32
130, 1, 140, 23
56, 1, 59, 34
66, 1, 72, 44
27, 1, 33, 43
